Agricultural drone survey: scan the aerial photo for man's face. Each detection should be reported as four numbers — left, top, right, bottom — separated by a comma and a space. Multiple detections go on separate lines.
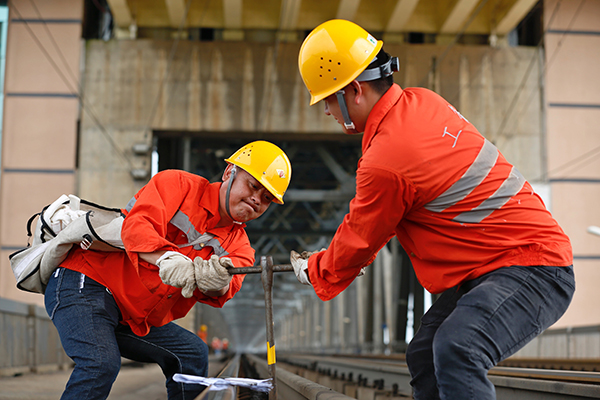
220, 166, 274, 223
323, 93, 349, 133
322, 84, 365, 134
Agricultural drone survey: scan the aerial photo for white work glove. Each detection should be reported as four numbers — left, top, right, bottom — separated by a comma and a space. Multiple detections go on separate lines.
156, 251, 197, 298
290, 248, 326, 286
290, 249, 366, 286
290, 251, 310, 285
194, 255, 233, 292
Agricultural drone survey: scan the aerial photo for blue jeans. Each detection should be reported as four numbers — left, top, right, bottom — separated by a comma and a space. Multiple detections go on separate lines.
406, 265, 575, 400
44, 267, 208, 400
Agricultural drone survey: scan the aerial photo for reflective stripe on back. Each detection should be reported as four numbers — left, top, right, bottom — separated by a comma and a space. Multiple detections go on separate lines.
125, 197, 228, 257
453, 167, 526, 223
424, 140, 526, 224
425, 140, 498, 213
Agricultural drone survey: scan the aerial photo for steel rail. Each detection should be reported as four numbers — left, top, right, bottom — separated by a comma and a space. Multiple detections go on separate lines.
498, 358, 600, 372
279, 353, 600, 400
246, 353, 355, 400
195, 354, 240, 400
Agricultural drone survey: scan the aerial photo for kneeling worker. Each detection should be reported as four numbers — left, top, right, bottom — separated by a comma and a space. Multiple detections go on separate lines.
44, 140, 291, 400
291, 19, 574, 400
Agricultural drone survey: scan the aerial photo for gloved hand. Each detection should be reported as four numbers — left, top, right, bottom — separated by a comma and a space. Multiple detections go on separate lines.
290, 248, 326, 286
156, 251, 197, 298
194, 255, 233, 292
290, 250, 311, 285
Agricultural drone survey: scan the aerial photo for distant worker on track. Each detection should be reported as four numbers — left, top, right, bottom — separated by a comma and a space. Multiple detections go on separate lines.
44, 141, 291, 400
291, 19, 574, 400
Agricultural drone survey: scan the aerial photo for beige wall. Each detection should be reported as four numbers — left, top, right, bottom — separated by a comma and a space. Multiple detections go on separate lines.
544, 0, 600, 328
0, 0, 83, 303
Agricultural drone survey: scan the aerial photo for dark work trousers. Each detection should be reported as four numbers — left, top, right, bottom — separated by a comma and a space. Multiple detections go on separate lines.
44, 267, 208, 400
405, 265, 575, 400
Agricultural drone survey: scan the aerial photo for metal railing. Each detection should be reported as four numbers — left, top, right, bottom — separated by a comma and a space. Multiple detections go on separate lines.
0, 297, 70, 376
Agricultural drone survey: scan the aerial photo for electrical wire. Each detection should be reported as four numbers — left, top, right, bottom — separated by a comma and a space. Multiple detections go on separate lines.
545, 142, 600, 179
494, 0, 584, 145
443, 0, 595, 180
492, 0, 594, 180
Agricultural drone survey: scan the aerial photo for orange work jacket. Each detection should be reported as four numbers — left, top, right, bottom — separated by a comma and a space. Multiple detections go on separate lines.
60, 169, 253, 336
309, 84, 572, 300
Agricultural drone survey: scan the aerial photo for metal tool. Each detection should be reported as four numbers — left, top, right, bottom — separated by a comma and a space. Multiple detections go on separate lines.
227, 259, 294, 399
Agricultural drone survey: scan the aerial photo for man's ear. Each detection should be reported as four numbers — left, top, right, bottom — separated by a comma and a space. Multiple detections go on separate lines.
349, 80, 363, 105
222, 164, 233, 182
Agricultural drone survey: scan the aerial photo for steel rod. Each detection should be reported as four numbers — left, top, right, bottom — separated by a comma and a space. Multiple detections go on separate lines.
261, 256, 278, 399
228, 264, 294, 275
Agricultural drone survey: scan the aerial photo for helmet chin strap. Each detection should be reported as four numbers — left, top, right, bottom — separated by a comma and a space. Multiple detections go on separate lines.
335, 90, 358, 134
334, 56, 400, 134
225, 165, 243, 225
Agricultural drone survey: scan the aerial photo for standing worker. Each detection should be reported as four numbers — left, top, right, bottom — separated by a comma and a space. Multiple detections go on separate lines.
44, 141, 291, 400
291, 19, 574, 400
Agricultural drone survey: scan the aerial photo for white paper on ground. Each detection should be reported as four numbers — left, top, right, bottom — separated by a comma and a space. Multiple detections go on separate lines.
173, 374, 273, 392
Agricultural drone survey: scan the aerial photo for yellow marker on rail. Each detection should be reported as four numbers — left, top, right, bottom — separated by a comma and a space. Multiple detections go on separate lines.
267, 342, 276, 365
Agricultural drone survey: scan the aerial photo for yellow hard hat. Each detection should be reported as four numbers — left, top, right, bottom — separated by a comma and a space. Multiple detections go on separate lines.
299, 19, 383, 105
225, 141, 291, 204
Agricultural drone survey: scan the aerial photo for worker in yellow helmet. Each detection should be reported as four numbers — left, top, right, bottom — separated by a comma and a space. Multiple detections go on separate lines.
293, 19, 574, 400
43, 141, 291, 400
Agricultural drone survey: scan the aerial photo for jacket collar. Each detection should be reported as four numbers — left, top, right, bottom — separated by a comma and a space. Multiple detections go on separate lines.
362, 83, 403, 154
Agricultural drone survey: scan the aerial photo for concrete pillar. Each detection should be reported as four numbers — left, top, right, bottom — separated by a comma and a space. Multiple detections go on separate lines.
302, 298, 310, 350
356, 267, 367, 352
313, 299, 321, 349
324, 300, 331, 349
382, 245, 394, 354
373, 255, 384, 353
337, 290, 346, 351
345, 282, 359, 352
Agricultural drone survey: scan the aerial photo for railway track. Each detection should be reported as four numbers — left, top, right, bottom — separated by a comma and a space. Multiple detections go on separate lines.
197, 353, 600, 399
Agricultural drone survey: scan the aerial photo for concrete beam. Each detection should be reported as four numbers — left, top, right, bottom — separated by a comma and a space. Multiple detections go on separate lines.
106, 0, 132, 28
496, 0, 538, 35
386, 0, 420, 33
279, 0, 302, 30
165, 0, 186, 28
440, 0, 480, 33
223, 0, 242, 29
336, 0, 360, 21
